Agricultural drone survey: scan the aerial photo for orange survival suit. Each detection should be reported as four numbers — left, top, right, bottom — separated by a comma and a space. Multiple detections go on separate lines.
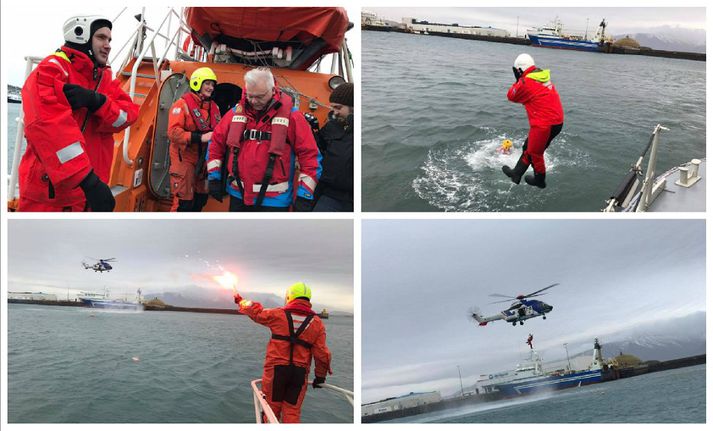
167, 92, 220, 211
239, 298, 332, 423
18, 46, 138, 211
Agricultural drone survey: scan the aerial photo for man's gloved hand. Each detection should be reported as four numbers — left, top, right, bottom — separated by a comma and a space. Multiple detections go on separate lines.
304, 113, 319, 131
63, 84, 106, 112
80, 171, 115, 212
312, 376, 326, 389
293, 196, 314, 212
512, 67, 522, 82
208, 180, 223, 202
234, 293, 243, 304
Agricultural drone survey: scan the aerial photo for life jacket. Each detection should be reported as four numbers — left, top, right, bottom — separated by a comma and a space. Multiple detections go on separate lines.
224, 89, 293, 206
271, 310, 314, 366
181, 92, 220, 132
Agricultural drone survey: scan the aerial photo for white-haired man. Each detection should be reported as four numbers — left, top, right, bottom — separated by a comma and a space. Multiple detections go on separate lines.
207, 67, 320, 211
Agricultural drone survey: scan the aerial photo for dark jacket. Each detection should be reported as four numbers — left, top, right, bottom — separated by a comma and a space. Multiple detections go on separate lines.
316, 116, 353, 203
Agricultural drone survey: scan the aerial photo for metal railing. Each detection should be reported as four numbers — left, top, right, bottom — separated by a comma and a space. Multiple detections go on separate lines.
602, 124, 668, 212
122, 7, 193, 167
250, 378, 354, 423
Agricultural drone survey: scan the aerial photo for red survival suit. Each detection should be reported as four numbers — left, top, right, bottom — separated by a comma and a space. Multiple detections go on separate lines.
506, 65, 564, 174
167, 92, 220, 211
239, 298, 332, 423
19, 46, 138, 211
207, 88, 320, 208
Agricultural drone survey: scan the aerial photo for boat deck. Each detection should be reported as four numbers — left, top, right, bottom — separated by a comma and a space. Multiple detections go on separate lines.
648, 160, 706, 212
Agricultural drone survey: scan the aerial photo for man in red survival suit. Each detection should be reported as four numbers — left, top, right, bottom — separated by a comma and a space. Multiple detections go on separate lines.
502, 53, 564, 189
167, 67, 221, 212
235, 282, 332, 423
18, 15, 138, 211
207, 67, 320, 212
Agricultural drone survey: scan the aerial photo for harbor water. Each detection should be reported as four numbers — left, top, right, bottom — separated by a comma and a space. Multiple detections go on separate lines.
8, 304, 353, 423
394, 364, 705, 423
362, 31, 706, 211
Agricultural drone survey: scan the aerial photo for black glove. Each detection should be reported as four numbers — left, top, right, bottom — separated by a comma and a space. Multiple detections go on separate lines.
512, 67, 522, 82
312, 376, 326, 389
293, 196, 314, 212
208, 179, 223, 202
80, 171, 115, 212
63, 84, 106, 112
304, 113, 320, 131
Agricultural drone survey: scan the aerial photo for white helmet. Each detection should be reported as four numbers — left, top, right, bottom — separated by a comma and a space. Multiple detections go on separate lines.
513, 53, 535, 73
63, 15, 112, 45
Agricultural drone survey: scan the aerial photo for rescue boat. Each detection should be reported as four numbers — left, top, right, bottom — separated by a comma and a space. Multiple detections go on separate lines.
8, 7, 354, 212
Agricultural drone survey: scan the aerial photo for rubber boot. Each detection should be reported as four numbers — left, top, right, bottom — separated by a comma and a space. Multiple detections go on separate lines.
525, 172, 546, 189
502, 160, 529, 185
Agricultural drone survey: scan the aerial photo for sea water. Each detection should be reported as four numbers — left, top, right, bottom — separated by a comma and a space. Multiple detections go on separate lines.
362, 31, 705, 211
8, 304, 353, 423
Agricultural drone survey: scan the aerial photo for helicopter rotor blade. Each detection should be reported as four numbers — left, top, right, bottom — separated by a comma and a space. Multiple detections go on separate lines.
488, 293, 516, 299
490, 298, 520, 305
522, 283, 559, 298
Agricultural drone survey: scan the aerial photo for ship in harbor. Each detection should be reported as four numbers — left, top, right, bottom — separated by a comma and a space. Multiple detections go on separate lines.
78, 289, 143, 311
476, 338, 606, 397
527, 17, 611, 52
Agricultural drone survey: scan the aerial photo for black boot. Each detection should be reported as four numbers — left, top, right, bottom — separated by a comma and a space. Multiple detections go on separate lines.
525, 172, 546, 189
502, 160, 529, 185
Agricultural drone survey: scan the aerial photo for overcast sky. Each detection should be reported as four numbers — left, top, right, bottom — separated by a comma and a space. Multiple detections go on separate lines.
1, 3, 359, 86
362, 219, 705, 403
368, 7, 706, 37
8, 219, 354, 312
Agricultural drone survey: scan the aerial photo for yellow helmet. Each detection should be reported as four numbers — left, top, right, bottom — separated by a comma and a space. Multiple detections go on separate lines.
285, 282, 312, 303
189, 67, 217, 92
502, 139, 513, 150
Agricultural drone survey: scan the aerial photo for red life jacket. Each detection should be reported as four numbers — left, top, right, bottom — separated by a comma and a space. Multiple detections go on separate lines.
224, 89, 293, 204
181, 92, 220, 132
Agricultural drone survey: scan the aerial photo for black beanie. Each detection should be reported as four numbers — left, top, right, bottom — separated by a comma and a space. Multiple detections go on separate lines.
329, 82, 353, 107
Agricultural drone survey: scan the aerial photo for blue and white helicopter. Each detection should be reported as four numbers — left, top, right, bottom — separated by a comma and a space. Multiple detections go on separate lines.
82, 257, 116, 273
471, 283, 557, 327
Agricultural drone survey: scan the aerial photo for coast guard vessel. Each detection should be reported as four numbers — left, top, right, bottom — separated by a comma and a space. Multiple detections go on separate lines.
527, 17, 610, 52
476, 339, 605, 397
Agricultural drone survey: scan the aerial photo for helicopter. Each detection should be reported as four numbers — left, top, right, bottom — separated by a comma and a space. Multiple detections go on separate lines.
82, 258, 116, 273
471, 283, 557, 327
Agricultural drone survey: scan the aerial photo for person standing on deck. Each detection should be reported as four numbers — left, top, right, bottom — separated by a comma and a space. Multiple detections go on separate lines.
234, 282, 332, 423
18, 15, 138, 211
167, 67, 221, 212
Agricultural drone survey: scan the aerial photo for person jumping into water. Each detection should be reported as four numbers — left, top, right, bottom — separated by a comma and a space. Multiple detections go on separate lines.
502, 53, 564, 189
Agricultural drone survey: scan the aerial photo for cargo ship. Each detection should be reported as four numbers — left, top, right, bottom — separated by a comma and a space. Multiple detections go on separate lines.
527, 17, 610, 52
78, 289, 143, 311
476, 338, 606, 397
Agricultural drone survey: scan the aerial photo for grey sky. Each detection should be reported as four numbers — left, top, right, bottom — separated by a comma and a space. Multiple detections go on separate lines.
362, 219, 705, 403
8, 219, 353, 312
1, 4, 358, 86
368, 7, 706, 37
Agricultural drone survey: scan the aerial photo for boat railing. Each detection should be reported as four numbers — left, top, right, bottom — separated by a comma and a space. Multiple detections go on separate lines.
250, 378, 353, 423
602, 124, 668, 212
8, 56, 43, 202
122, 7, 195, 167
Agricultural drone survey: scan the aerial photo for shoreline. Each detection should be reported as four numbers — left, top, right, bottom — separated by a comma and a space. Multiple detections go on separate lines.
363, 26, 706, 62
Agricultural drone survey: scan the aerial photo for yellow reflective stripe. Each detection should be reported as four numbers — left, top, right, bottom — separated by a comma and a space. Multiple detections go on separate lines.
526, 69, 551, 83
47, 58, 69, 77
52, 51, 71, 63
